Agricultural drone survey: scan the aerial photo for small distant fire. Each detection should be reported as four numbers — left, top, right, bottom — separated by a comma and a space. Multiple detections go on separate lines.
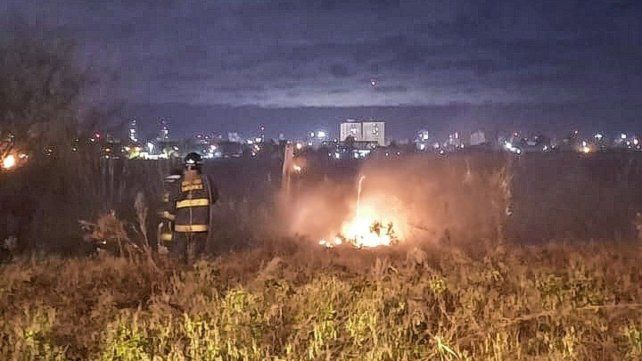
319, 176, 403, 248
2, 154, 16, 170
1, 152, 28, 171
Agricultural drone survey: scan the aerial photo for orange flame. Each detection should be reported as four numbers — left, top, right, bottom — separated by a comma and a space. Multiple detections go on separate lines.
2, 154, 16, 170
320, 175, 405, 248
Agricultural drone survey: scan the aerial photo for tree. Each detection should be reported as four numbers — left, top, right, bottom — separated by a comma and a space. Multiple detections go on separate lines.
344, 135, 356, 150
0, 32, 87, 153
0, 30, 109, 253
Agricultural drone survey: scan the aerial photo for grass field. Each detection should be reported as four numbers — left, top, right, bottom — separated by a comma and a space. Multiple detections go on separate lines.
0, 239, 640, 360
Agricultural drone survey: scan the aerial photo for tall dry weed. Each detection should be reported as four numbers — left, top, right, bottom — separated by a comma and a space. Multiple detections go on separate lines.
0, 240, 640, 359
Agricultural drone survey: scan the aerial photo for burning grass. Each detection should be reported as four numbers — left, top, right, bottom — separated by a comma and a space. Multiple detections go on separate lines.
0, 240, 640, 360
319, 176, 403, 249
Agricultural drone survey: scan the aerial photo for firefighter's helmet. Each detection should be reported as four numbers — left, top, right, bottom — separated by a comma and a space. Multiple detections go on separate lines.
184, 152, 203, 171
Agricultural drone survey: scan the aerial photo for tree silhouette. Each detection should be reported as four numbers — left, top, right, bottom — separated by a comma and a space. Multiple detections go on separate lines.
0, 32, 88, 153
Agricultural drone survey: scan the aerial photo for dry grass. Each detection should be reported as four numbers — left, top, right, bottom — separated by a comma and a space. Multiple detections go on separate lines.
0, 239, 640, 360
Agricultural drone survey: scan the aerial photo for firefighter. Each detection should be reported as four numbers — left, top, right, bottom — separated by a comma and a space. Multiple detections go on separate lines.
157, 169, 182, 253
173, 152, 217, 263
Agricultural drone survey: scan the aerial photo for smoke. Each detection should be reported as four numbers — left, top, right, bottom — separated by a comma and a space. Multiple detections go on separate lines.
282, 153, 511, 245
282, 179, 354, 242
362, 154, 511, 243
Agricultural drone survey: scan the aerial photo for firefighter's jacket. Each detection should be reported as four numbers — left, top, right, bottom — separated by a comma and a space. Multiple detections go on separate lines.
174, 173, 217, 233
158, 174, 181, 244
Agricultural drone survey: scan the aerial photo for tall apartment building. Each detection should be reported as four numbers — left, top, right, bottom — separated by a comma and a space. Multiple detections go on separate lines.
340, 119, 385, 146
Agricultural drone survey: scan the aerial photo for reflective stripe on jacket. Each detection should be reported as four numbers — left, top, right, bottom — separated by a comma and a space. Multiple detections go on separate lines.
174, 174, 216, 233
175, 224, 208, 232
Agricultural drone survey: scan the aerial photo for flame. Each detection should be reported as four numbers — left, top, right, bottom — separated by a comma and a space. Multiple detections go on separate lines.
320, 175, 404, 248
2, 154, 16, 170
339, 206, 395, 248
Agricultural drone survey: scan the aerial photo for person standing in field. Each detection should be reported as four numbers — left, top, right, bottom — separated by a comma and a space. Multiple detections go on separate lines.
172, 152, 217, 264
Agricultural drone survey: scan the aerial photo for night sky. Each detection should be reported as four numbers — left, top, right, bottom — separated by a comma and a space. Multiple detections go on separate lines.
3, 1, 642, 139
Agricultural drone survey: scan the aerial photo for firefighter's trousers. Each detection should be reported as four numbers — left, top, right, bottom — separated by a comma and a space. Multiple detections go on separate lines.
172, 232, 208, 264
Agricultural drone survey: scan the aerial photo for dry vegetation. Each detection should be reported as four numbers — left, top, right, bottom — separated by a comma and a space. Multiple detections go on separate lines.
0, 239, 640, 360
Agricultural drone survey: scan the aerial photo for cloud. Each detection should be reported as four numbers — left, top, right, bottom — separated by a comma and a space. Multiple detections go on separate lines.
329, 63, 351, 78
375, 85, 408, 93
3, 0, 641, 111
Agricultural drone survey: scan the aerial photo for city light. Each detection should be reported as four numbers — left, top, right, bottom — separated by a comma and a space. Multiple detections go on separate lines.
503, 141, 522, 155
3, 116, 639, 166
579, 140, 592, 154
419, 130, 429, 141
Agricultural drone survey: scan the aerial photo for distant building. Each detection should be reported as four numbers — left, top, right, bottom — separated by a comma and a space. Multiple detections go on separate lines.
307, 129, 329, 148
128, 119, 139, 143
227, 132, 242, 143
445, 131, 462, 150
470, 130, 487, 146
217, 141, 243, 158
157, 119, 170, 141
415, 129, 430, 151
340, 120, 362, 141
417, 130, 430, 142
194, 134, 208, 144
334, 141, 378, 159
340, 120, 385, 146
